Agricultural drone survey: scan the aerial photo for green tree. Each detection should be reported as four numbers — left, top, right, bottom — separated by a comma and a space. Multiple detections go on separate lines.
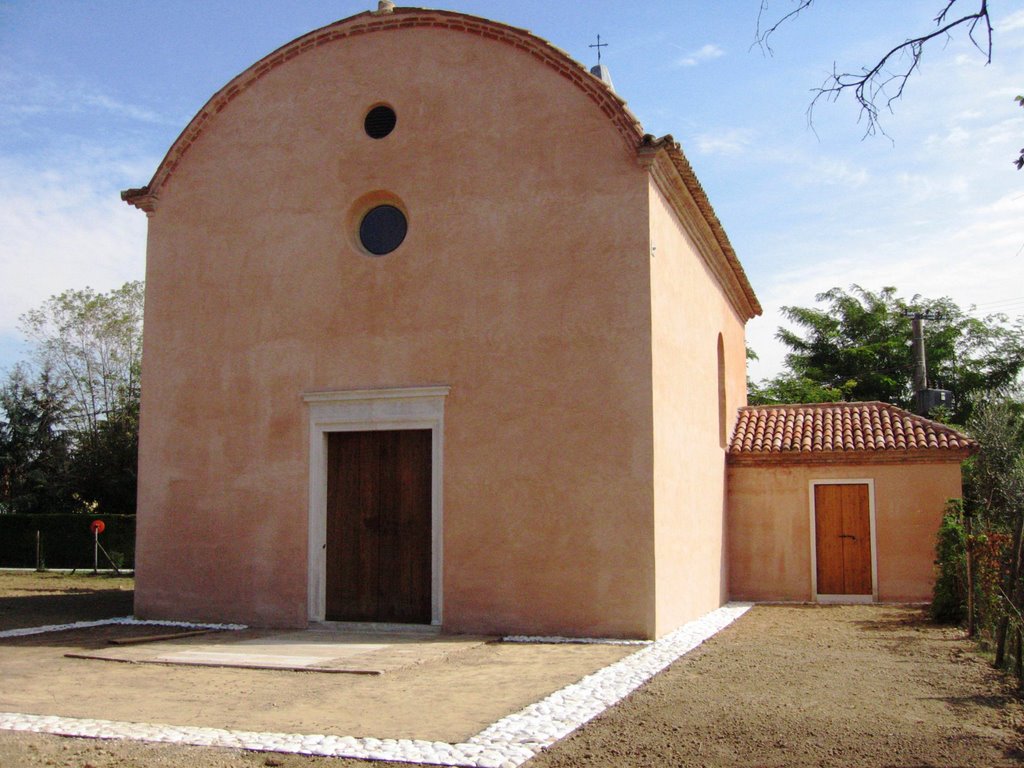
748, 372, 847, 406
19, 281, 143, 441
966, 398, 1024, 527
931, 500, 968, 624
66, 395, 139, 515
752, 285, 1024, 422
961, 397, 1024, 670
0, 366, 72, 514
14, 281, 144, 514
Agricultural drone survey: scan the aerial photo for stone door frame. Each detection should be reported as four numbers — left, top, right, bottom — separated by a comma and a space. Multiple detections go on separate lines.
303, 386, 449, 625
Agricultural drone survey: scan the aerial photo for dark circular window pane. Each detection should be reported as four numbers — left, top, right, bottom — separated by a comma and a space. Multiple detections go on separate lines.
359, 205, 407, 255
364, 105, 396, 139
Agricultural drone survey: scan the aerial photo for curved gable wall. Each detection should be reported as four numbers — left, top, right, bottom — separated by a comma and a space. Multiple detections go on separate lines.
125, 9, 759, 321
136, 11, 656, 635
126, 9, 643, 208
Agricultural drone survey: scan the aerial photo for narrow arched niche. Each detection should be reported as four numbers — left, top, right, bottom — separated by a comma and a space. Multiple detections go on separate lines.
717, 333, 727, 448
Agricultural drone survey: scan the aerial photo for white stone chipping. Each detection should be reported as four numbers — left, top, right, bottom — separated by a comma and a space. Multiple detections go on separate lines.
502, 635, 651, 646
0, 603, 751, 767
0, 616, 247, 639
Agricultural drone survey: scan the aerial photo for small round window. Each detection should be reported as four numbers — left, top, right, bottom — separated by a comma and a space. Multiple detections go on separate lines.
359, 205, 407, 255
364, 105, 396, 139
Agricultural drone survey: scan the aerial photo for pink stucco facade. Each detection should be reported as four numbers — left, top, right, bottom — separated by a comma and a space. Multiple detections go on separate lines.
127, 9, 759, 638
727, 460, 965, 603
648, 178, 748, 634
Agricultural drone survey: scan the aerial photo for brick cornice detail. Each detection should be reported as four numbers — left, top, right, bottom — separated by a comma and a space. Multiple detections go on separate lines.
120, 186, 157, 214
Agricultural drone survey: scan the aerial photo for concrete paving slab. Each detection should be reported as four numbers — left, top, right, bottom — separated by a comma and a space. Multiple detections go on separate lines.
65, 629, 491, 674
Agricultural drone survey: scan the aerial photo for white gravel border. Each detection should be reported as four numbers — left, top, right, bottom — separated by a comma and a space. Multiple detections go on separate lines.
502, 635, 651, 646
0, 603, 751, 767
0, 616, 246, 639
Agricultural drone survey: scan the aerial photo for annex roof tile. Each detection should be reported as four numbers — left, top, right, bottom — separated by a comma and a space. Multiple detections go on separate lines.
728, 401, 977, 465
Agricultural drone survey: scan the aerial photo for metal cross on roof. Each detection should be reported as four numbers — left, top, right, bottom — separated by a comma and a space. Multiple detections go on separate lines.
589, 34, 608, 65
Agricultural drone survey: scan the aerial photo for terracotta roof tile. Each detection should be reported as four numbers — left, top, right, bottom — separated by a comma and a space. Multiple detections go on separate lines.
728, 402, 977, 464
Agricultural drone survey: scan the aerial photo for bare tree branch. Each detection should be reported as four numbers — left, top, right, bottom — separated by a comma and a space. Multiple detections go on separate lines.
754, 0, 814, 57
1016, 96, 1024, 170
756, 1, 993, 138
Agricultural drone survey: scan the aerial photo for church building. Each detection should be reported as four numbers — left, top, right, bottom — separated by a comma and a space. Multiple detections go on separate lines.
123, 4, 970, 638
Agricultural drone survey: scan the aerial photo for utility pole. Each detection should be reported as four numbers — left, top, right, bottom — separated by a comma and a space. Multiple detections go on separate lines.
910, 313, 928, 394
906, 311, 939, 415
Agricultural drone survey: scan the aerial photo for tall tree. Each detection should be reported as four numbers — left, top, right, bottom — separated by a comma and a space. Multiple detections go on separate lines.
18, 281, 144, 441
13, 281, 144, 514
962, 397, 1024, 667
0, 366, 71, 515
66, 394, 139, 515
751, 285, 1024, 422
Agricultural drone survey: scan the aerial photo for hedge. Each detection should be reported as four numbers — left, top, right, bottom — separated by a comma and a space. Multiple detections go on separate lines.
0, 514, 135, 570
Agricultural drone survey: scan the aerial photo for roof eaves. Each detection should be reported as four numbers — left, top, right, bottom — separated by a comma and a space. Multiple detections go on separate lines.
638, 134, 762, 320
727, 447, 976, 467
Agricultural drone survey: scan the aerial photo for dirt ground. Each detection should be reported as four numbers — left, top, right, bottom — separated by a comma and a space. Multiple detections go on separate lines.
1, 573, 1023, 767
531, 604, 1024, 768
0, 623, 629, 743
0, 571, 133, 630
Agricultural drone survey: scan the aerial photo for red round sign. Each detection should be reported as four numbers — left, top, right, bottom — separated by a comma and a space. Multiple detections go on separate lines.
91, 520, 105, 535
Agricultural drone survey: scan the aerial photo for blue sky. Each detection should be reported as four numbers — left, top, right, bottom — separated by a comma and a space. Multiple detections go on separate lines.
1, 0, 1022, 381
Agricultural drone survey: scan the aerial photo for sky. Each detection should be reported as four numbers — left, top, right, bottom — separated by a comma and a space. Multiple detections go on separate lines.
1, 0, 1022, 382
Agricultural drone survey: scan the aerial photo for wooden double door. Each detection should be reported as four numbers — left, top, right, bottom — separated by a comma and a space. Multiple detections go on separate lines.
814, 483, 873, 596
325, 429, 432, 623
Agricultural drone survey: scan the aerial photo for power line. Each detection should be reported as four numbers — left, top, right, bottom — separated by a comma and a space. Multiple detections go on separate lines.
968, 296, 1024, 310
964, 303, 1024, 320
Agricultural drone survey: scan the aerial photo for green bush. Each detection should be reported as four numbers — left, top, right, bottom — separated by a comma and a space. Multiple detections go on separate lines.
0, 514, 135, 569
932, 500, 967, 623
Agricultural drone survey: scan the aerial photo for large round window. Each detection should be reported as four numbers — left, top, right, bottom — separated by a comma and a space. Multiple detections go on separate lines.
359, 205, 407, 255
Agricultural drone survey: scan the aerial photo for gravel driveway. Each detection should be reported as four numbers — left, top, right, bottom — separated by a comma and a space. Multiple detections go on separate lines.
1, 573, 1022, 767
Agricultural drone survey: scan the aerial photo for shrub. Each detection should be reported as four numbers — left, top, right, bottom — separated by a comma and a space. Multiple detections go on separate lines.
932, 500, 967, 623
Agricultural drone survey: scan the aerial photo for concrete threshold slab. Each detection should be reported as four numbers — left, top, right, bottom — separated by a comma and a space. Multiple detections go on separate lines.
65, 629, 491, 675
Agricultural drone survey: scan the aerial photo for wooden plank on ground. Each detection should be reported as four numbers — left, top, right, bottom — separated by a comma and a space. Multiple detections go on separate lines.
107, 629, 222, 645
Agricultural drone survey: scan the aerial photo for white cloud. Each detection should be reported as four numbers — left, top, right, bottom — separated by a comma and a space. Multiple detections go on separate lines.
694, 128, 754, 156
741, 59, 1024, 381
676, 43, 724, 67
79, 93, 166, 124
798, 157, 870, 187
0, 56, 166, 372
893, 171, 970, 204
1001, 8, 1024, 33
0, 148, 152, 371
0, 64, 171, 127
922, 125, 971, 149
745, 185, 1024, 382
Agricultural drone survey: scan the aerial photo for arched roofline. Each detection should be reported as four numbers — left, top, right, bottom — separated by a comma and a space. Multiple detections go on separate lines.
121, 6, 644, 211
121, 5, 761, 320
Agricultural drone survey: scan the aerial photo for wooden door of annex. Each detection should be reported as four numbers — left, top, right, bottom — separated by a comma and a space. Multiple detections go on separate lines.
325, 429, 432, 623
814, 483, 872, 596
